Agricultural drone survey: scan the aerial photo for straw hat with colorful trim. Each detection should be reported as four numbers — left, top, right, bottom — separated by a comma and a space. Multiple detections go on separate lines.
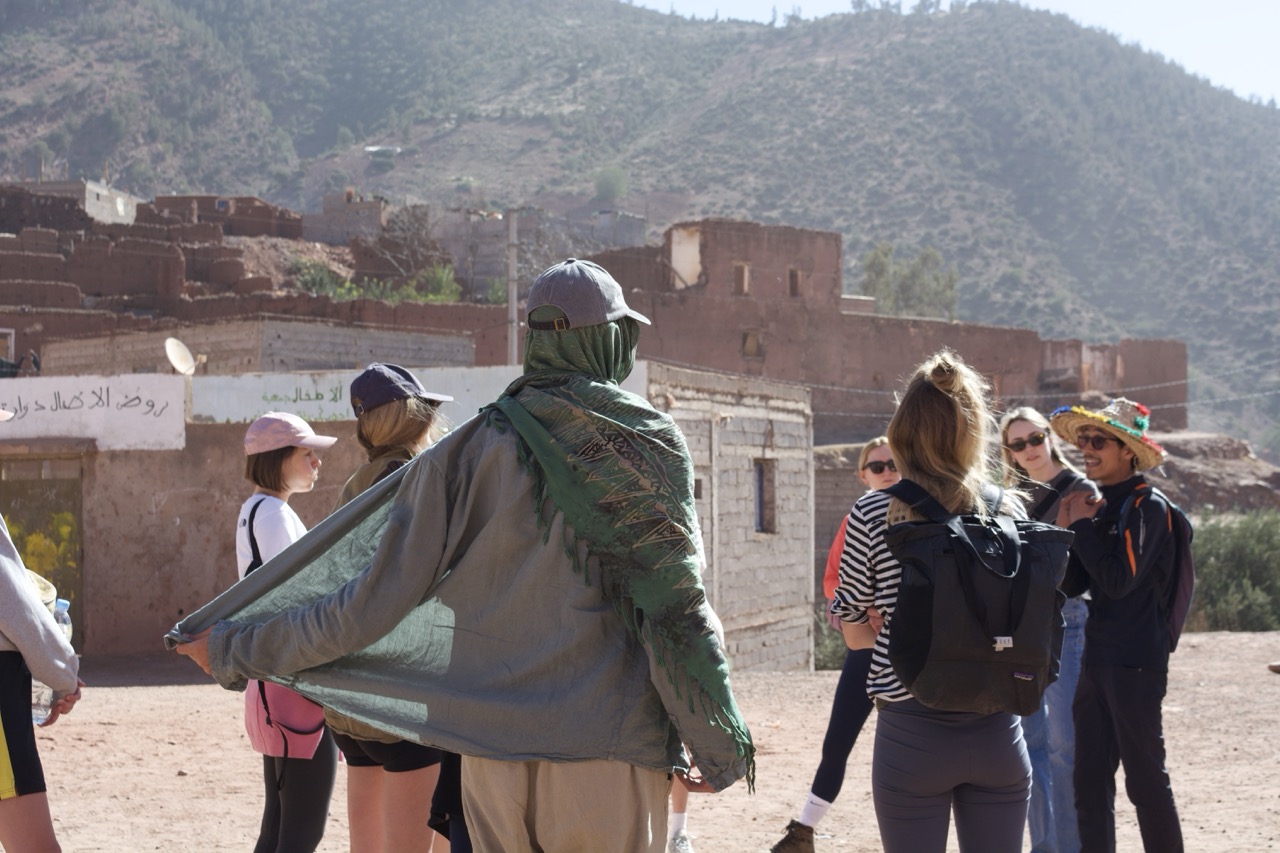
1049, 397, 1167, 472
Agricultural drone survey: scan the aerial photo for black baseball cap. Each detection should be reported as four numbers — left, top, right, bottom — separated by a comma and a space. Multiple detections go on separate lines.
350, 363, 453, 417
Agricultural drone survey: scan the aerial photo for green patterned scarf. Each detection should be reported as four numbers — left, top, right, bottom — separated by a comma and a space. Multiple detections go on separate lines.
484, 310, 754, 786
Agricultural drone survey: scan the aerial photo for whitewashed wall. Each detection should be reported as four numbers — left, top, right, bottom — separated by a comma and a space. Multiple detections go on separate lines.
0, 375, 185, 450
0, 363, 652, 451
190, 362, 649, 426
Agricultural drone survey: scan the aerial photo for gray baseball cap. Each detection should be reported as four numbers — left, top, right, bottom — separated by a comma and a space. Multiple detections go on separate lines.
526, 258, 650, 331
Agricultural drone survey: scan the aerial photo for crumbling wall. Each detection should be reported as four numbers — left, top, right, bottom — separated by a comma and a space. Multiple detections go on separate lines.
0, 251, 65, 283
65, 237, 184, 299
184, 244, 246, 288
0, 280, 82, 309
87, 219, 220, 246
303, 191, 387, 245
0, 185, 95, 233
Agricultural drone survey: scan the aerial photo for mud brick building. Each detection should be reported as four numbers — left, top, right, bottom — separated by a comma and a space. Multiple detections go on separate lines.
1, 191, 1191, 669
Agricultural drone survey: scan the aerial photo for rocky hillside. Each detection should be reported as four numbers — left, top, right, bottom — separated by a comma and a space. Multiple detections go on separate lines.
1147, 433, 1280, 515
3, 0, 1278, 453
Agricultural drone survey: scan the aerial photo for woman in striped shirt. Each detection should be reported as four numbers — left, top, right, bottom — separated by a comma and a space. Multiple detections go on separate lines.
831, 350, 1031, 853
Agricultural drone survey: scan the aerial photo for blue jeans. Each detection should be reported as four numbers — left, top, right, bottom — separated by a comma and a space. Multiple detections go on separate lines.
1025, 596, 1087, 853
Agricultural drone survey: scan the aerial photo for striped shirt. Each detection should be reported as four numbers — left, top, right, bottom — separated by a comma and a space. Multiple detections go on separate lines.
830, 489, 912, 702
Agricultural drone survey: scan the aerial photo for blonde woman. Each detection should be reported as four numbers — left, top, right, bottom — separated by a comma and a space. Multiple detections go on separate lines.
332, 363, 455, 853
1000, 406, 1095, 853
832, 351, 1030, 853
772, 437, 899, 853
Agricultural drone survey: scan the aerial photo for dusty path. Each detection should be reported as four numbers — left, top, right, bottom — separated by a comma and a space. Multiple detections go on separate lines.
36, 630, 1279, 852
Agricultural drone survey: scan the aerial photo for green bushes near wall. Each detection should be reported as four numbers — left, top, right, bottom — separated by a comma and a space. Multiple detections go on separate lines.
1188, 509, 1280, 632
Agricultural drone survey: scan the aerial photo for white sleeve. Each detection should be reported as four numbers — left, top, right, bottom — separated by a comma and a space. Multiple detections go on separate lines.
0, 520, 79, 695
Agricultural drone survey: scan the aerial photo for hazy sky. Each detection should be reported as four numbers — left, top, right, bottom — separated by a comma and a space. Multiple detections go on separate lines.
626, 0, 1279, 105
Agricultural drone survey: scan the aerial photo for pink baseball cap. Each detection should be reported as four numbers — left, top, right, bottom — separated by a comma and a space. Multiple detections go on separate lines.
243, 412, 338, 456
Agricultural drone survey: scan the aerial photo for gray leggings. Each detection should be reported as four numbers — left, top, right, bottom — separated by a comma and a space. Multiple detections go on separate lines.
872, 698, 1030, 853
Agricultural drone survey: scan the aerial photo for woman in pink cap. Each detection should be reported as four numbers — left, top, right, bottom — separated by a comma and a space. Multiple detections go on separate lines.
238, 411, 338, 853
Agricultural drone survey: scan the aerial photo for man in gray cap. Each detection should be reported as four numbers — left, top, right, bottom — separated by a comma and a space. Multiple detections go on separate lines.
177, 259, 754, 852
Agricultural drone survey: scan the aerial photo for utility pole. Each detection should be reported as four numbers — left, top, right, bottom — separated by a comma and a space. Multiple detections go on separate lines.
507, 209, 519, 365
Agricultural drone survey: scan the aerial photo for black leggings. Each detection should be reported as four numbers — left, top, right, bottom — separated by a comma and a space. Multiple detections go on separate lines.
810, 648, 875, 802
253, 728, 338, 853
429, 750, 472, 852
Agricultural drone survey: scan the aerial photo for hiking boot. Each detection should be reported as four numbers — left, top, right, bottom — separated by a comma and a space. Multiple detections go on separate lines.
771, 819, 816, 853
668, 831, 696, 853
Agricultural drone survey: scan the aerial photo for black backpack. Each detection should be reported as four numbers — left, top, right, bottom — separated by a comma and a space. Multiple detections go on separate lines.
1116, 483, 1195, 652
882, 479, 1075, 715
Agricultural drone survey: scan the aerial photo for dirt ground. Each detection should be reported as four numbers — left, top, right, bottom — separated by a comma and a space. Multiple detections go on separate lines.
35, 630, 1280, 852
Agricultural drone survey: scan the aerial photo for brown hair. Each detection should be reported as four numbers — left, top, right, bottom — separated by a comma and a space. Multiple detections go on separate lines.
245, 446, 293, 493
998, 406, 1082, 486
356, 396, 448, 460
886, 350, 999, 517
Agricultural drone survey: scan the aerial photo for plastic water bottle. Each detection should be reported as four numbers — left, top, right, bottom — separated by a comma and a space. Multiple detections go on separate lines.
31, 599, 73, 725
54, 598, 73, 642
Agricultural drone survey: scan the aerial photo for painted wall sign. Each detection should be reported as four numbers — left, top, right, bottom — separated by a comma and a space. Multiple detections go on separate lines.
0, 375, 186, 450
190, 364, 649, 425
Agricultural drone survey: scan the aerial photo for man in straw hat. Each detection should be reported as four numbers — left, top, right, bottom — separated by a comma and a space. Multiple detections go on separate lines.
1049, 397, 1184, 853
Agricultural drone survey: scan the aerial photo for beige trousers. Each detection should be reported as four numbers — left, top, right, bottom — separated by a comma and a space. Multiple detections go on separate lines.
461, 756, 671, 853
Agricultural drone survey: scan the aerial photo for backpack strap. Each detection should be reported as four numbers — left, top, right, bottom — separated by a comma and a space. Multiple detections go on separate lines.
884, 479, 1026, 646
1027, 473, 1072, 522
883, 479, 951, 522
244, 497, 267, 576
1116, 483, 1195, 650
885, 480, 1021, 577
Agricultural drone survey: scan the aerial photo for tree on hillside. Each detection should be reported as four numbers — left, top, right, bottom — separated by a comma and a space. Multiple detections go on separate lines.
594, 165, 628, 204
859, 242, 957, 320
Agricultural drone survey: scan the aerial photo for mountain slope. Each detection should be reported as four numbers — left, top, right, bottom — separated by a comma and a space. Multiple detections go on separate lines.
2, 0, 1278, 451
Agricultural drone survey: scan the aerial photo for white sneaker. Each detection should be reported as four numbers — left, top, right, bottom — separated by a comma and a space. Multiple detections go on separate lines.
668, 831, 696, 853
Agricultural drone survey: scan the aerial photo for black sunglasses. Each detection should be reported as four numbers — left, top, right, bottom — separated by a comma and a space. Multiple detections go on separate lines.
1005, 432, 1047, 453
1076, 434, 1121, 451
863, 460, 897, 475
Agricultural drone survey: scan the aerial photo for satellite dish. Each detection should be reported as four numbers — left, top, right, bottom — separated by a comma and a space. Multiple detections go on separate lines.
164, 337, 197, 376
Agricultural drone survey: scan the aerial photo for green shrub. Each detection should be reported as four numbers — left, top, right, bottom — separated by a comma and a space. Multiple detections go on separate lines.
415, 263, 462, 303
593, 164, 628, 204
291, 260, 357, 298
813, 603, 848, 671
1187, 509, 1280, 632
485, 277, 508, 305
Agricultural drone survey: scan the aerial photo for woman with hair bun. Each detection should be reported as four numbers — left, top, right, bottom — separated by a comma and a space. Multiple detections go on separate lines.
831, 350, 1031, 853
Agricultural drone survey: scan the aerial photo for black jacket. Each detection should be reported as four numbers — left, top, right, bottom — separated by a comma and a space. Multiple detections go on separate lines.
1062, 475, 1177, 670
